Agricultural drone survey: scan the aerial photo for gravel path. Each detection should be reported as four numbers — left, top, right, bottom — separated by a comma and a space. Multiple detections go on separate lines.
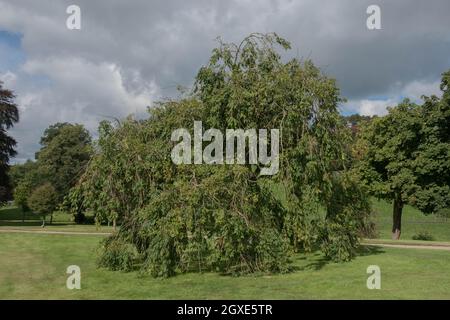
1, 229, 449, 251
362, 242, 450, 251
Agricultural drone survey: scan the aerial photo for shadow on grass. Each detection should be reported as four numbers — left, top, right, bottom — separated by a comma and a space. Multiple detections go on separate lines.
357, 245, 385, 256
296, 253, 329, 271
295, 245, 385, 272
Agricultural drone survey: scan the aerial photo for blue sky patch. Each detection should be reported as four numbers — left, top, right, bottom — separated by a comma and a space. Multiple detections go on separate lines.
0, 30, 25, 72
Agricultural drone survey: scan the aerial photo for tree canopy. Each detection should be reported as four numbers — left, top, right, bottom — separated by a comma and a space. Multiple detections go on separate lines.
27, 182, 58, 226
357, 70, 450, 239
68, 33, 371, 276
0, 81, 19, 202
36, 122, 93, 202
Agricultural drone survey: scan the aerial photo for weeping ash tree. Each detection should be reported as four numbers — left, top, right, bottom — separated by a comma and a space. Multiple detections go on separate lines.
66, 33, 371, 277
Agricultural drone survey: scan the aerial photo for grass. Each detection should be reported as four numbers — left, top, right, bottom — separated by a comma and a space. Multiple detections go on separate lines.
371, 199, 450, 241
0, 204, 449, 299
0, 233, 449, 299
269, 181, 450, 242
1, 198, 449, 240
0, 206, 113, 233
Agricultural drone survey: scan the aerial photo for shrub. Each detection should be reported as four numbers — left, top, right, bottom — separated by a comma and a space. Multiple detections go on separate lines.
27, 183, 58, 221
437, 208, 450, 220
320, 217, 359, 262
97, 236, 139, 272
412, 231, 434, 241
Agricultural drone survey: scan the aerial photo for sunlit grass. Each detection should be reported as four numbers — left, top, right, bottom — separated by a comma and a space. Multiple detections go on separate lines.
0, 233, 449, 299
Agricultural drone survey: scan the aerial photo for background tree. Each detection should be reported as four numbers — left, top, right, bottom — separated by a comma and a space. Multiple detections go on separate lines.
36, 123, 93, 203
357, 71, 450, 239
13, 180, 32, 222
0, 81, 19, 203
27, 183, 58, 227
9, 160, 39, 189
9, 160, 46, 219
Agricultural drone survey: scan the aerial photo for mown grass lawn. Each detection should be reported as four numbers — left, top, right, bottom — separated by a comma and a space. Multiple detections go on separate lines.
0, 232, 449, 300
372, 199, 450, 241
1, 203, 449, 299
0, 206, 113, 233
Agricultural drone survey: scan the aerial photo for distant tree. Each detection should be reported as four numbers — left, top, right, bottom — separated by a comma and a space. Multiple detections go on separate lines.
0, 81, 19, 203
27, 183, 58, 227
344, 114, 374, 125
13, 180, 32, 222
9, 160, 47, 217
36, 123, 93, 203
358, 71, 450, 239
9, 160, 40, 188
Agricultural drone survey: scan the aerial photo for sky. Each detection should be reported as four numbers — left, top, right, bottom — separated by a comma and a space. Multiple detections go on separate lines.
0, 0, 449, 162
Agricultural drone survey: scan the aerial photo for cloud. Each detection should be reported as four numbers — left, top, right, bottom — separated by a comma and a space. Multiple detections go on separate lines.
402, 80, 442, 101
341, 79, 443, 116
0, 70, 17, 87
0, 0, 449, 161
348, 99, 396, 116
7, 57, 159, 162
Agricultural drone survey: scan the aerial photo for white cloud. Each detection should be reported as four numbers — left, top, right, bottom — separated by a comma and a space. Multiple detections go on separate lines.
402, 80, 442, 100
0, 71, 17, 87
1, 0, 449, 161
9, 57, 159, 161
357, 99, 396, 116
342, 79, 442, 116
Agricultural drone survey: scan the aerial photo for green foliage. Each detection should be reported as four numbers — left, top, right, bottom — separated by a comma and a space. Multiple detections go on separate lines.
9, 160, 47, 213
27, 183, 58, 219
320, 217, 358, 262
0, 81, 20, 202
37, 123, 92, 203
9, 160, 39, 188
13, 180, 32, 212
69, 33, 371, 276
357, 70, 450, 237
436, 208, 450, 219
320, 172, 373, 261
97, 236, 139, 272
412, 231, 434, 241
9, 123, 92, 216
132, 165, 291, 277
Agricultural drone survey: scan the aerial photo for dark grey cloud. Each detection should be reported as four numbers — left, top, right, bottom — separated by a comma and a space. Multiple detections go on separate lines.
0, 0, 449, 161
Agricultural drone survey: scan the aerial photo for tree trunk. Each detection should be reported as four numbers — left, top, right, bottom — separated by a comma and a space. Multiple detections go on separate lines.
113, 219, 116, 231
50, 213, 53, 225
392, 195, 403, 240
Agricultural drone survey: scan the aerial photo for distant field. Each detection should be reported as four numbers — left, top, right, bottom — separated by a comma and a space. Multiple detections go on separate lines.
0, 232, 449, 299
0, 206, 113, 233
